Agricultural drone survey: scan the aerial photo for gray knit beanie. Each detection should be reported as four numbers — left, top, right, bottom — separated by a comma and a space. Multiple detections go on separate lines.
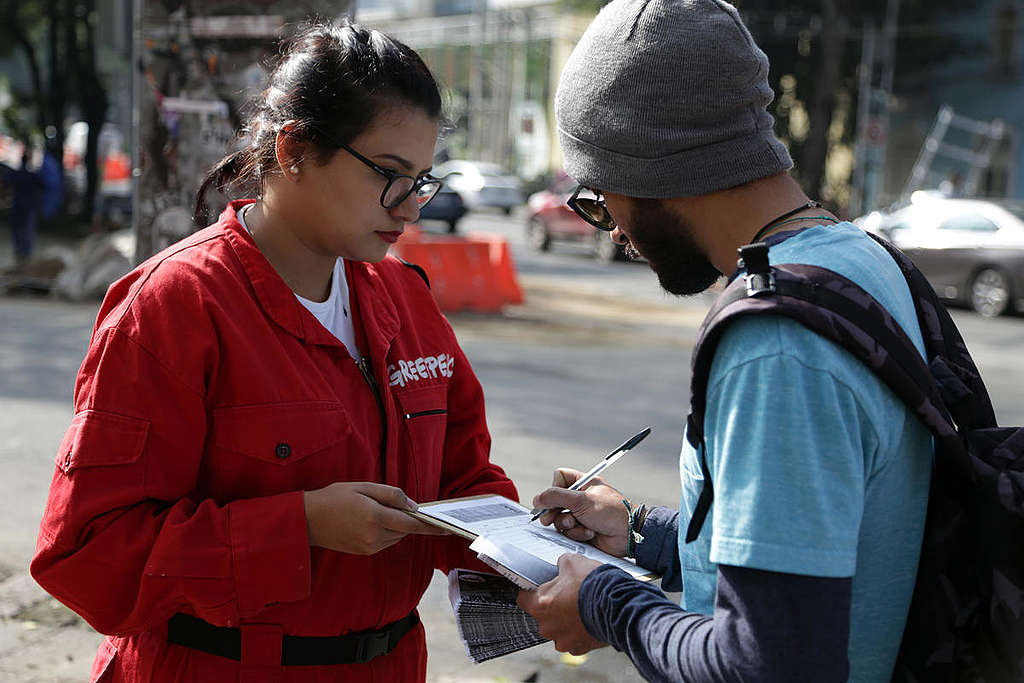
556, 0, 793, 198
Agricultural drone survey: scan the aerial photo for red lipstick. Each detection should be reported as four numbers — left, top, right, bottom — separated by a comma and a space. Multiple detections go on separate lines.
376, 230, 403, 244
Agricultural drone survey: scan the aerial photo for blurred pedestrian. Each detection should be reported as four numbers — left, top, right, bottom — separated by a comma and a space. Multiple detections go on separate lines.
2, 151, 44, 270
31, 20, 516, 682
518, 1, 932, 681
38, 139, 64, 222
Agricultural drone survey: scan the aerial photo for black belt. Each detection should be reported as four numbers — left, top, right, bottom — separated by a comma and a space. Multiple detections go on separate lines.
167, 611, 419, 666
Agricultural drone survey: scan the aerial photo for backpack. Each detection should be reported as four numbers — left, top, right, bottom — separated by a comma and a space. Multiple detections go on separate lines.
681, 230, 1024, 682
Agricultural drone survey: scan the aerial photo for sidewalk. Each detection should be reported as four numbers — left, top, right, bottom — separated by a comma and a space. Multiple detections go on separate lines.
0, 265, 702, 682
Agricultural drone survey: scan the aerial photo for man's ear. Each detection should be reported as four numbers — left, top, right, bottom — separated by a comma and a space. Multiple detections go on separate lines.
274, 121, 307, 179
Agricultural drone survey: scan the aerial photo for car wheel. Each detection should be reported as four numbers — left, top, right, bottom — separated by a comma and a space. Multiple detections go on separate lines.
970, 267, 1011, 317
526, 216, 552, 251
502, 207, 512, 216
593, 232, 623, 263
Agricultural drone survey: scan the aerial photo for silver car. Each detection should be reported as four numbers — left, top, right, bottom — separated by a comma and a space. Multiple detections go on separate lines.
434, 160, 524, 215
865, 194, 1024, 317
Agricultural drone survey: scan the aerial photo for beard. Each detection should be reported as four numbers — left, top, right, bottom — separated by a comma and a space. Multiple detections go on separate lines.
623, 199, 721, 296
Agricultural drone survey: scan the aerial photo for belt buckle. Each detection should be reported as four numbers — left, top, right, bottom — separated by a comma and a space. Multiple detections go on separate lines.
355, 630, 390, 663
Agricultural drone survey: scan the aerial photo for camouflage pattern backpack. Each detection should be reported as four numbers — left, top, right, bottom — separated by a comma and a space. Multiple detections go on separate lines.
682, 231, 1024, 682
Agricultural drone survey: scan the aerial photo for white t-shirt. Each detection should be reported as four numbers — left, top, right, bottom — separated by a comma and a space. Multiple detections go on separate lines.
237, 204, 362, 360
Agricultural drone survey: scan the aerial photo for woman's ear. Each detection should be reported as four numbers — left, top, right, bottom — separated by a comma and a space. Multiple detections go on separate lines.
274, 121, 305, 180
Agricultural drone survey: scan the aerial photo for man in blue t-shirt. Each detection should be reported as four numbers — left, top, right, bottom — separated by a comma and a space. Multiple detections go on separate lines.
515, 2, 933, 681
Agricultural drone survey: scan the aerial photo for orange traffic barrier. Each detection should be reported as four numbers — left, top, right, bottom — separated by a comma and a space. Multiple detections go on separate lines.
470, 233, 524, 307
393, 226, 523, 313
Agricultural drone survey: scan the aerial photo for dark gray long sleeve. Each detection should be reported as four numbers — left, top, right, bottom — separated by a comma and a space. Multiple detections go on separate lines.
578, 560, 852, 682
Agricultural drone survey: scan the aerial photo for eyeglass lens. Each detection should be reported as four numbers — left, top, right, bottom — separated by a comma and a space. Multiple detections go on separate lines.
383, 177, 442, 209
571, 188, 615, 230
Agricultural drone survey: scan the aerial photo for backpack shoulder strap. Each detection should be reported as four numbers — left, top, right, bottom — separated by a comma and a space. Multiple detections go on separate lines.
684, 248, 972, 543
864, 232, 996, 428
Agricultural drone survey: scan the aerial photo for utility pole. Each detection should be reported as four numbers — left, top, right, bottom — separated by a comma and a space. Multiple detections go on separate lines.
850, 0, 900, 216
493, 8, 515, 166
864, 0, 900, 212
468, 0, 487, 161
849, 21, 875, 218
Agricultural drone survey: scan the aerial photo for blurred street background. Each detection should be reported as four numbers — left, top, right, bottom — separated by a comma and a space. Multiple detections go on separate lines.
2, 0, 1024, 681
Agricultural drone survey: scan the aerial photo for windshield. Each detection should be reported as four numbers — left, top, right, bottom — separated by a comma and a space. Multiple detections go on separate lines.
476, 163, 507, 177
996, 201, 1024, 222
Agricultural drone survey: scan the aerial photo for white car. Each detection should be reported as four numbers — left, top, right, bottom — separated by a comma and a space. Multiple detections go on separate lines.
434, 160, 524, 215
860, 193, 1024, 317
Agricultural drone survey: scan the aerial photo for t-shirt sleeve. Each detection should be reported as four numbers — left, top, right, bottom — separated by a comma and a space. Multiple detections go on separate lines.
704, 319, 878, 577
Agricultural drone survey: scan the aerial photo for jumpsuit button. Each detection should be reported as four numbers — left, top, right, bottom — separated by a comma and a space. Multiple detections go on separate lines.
275, 442, 292, 459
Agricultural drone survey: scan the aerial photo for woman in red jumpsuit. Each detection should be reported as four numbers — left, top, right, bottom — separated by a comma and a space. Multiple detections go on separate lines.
31, 21, 517, 682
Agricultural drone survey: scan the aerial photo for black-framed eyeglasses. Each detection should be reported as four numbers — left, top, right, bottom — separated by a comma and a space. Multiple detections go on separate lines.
567, 184, 616, 232
336, 140, 443, 210
295, 127, 443, 210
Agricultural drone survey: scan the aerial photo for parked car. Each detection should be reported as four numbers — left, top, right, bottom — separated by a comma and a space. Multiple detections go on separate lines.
526, 174, 625, 262
416, 185, 467, 233
434, 160, 524, 214
861, 193, 1024, 317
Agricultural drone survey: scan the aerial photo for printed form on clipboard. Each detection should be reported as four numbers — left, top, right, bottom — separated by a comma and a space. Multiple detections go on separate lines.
408, 494, 659, 590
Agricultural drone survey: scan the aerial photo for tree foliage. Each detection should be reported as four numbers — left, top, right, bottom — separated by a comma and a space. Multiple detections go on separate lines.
0, 0, 110, 223
736, 0, 969, 209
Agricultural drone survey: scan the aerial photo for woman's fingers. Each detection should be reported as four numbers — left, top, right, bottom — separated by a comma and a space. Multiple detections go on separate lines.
356, 482, 418, 511
376, 506, 451, 536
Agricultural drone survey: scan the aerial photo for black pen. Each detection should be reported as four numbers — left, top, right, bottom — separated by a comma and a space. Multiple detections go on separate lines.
529, 426, 653, 523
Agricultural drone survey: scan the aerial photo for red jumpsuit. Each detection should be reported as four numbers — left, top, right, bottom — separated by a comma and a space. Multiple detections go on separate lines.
31, 201, 517, 682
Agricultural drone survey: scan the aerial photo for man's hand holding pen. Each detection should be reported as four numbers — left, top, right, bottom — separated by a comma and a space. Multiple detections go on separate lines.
530, 467, 632, 559
520, 429, 651, 655
519, 468, 633, 655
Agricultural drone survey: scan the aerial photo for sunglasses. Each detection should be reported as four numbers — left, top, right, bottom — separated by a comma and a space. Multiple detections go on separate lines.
567, 184, 617, 232
296, 128, 443, 210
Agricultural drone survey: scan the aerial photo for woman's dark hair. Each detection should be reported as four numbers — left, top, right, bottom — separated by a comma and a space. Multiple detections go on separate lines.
194, 20, 443, 224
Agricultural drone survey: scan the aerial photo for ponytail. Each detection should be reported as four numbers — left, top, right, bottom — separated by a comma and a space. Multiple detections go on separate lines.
193, 148, 254, 226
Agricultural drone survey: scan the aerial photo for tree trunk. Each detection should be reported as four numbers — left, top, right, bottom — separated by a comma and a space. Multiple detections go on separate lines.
798, 0, 847, 198
47, 0, 68, 159
72, 0, 107, 225
6, 4, 46, 134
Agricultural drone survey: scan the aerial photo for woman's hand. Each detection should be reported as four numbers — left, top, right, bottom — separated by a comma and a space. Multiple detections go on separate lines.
303, 482, 449, 555
532, 468, 630, 558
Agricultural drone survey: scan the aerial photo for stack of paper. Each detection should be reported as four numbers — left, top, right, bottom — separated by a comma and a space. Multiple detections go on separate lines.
447, 568, 548, 663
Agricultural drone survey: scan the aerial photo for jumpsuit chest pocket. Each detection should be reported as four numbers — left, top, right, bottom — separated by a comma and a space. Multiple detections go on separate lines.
210, 401, 351, 466
394, 386, 448, 500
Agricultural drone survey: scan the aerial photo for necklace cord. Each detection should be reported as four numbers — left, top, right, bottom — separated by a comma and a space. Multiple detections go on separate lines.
749, 200, 822, 244
771, 215, 840, 229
